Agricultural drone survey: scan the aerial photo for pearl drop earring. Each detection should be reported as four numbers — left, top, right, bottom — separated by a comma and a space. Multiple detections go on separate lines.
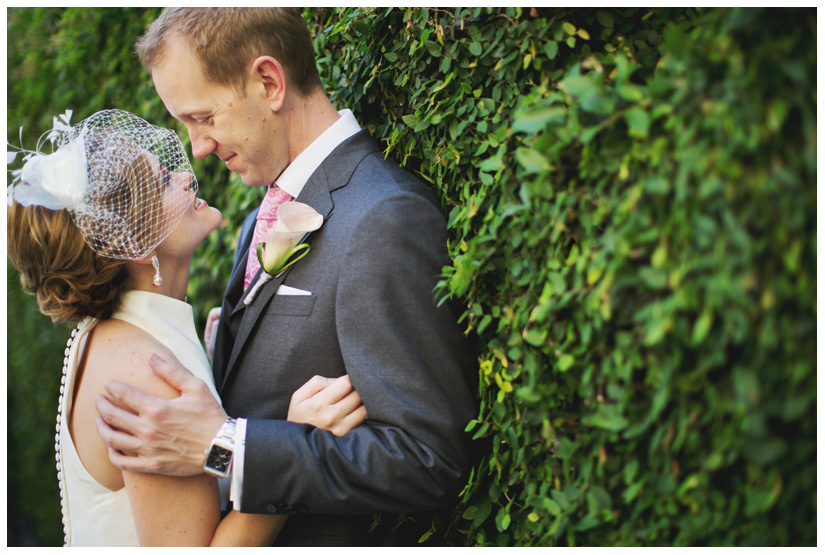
151, 255, 163, 287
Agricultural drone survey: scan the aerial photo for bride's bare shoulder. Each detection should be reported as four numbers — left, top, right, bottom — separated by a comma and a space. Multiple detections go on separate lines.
84, 318, 181, 399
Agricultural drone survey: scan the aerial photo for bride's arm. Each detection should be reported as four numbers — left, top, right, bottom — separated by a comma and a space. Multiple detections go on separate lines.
207, 373, 367, 546
83, 321, 365, 546
210, 512, 287, 547
76, 320, 223, 545
113, 342, 275, 546
127, 471, 285, 547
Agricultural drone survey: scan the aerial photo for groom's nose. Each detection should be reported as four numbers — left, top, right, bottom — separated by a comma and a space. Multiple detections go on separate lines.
187, 126, 217, 160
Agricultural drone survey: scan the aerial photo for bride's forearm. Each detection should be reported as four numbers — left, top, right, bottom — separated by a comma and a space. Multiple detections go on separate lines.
210, 510, 287, 547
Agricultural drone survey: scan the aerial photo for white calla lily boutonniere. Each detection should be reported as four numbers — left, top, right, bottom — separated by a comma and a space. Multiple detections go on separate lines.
244, 201, 324, 306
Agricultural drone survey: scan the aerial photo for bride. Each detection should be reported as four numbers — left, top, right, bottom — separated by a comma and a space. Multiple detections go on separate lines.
7, 109, 365, 546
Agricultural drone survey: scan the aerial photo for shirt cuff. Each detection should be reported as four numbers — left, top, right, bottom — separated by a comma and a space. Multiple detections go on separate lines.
229, 417, 247, 511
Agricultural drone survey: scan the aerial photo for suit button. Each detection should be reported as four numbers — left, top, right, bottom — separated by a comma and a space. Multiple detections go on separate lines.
265, 504, 277, 514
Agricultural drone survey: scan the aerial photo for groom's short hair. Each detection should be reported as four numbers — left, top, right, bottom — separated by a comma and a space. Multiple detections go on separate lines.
136, 7, 321, 96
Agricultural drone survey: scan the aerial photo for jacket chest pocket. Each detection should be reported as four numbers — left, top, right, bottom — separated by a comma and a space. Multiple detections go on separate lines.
266, 295, 316, 317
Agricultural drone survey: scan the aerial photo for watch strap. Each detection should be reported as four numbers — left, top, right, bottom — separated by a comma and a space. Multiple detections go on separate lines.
216, 417, 238, 443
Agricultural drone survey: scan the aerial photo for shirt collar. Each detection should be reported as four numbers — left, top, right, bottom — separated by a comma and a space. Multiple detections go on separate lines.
274, 109, 361, 198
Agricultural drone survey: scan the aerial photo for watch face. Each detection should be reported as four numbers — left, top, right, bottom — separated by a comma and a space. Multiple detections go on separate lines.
206, 444, 233, 472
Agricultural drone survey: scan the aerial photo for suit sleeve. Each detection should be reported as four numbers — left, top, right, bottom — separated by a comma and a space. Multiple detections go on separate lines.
239, 192, 478, 515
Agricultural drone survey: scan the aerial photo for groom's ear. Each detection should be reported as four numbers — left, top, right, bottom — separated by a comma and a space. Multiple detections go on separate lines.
251, 56, 287, 113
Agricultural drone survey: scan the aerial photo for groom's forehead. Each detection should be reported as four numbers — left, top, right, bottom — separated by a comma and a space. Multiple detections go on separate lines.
153, 41, 236, 118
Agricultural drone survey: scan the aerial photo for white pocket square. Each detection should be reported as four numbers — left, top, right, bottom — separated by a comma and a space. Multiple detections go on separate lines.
276, 284, 312, 296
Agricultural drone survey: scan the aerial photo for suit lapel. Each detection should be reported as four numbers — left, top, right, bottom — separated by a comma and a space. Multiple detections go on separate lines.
213, 209, 257, 387
219, 130, 380, 390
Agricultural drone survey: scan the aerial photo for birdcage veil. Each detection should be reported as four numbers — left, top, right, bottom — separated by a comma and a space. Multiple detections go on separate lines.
8, 109, 198, 261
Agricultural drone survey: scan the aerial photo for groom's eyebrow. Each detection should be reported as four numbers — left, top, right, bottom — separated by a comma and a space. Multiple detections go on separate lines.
166, 104, 206, 121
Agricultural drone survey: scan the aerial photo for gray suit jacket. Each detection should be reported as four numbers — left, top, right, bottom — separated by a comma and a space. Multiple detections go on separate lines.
211, 130, 477, 545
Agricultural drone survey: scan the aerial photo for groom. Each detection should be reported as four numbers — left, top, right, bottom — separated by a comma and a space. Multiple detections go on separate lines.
94, 7, 478, 546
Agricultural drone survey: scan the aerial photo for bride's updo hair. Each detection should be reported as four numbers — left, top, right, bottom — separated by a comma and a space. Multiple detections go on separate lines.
8, 132, 164, 324
7, 202, 130, 324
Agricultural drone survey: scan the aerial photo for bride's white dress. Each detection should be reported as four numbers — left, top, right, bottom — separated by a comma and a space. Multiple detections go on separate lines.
57, 290, 226, 546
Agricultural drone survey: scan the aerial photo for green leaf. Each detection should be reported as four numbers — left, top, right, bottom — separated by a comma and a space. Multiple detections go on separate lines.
544, 498, 562, 516
557, 354, 575, 372
624, 481, 644, 504
589, 486, 612, 511
418, 529, 433, 543
639, 267, 667, 289
644, 176, 671, 195
625, 106, 651, 138
575, 515, 600, 531
516, 387, 542, 403
424, 39, 441, 57
580, 125, 602, 144
267, 243, 311, 277
515, 147, 551, 173
512, 106, 565, 134
479, 157, 502, 172
692, 308, 714, 344
582, 405, 628, 431
596, 11, 614, 28
617, 83, 644, 102
580, 91, 615, 114
478, 314, 493, 333
560, 75, 597, 97
643, 317, 671, 346
544, 40, 559, 60
495, 507, 511, 531
462, 505, 478, 520
523, 328, 547, 346
351, 19, 369, 36
431, 72, 454, 93
473, 498, 493, 527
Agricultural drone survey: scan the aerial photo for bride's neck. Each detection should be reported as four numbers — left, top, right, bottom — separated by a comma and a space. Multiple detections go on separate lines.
127, 257, 191, 301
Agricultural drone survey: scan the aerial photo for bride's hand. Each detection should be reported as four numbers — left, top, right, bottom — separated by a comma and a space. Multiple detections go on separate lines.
287, 375, 366, 436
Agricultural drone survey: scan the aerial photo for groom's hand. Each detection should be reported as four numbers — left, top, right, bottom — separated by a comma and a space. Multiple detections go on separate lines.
94, 353, 227, 476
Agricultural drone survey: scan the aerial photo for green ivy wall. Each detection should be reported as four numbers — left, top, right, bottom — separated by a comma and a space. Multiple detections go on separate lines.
7, 7, 816, 546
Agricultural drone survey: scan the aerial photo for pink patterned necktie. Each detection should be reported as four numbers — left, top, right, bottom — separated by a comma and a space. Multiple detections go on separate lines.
244, 185, 293, 290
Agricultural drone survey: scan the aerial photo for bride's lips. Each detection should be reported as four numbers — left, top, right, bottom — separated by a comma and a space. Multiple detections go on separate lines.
194, 197, 207, 210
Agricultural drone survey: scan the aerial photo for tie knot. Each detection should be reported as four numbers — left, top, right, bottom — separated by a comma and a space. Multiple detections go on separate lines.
258, 185, 293, 221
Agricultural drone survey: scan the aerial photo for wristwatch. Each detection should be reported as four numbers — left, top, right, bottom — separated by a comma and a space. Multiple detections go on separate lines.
203, 417, 237, 478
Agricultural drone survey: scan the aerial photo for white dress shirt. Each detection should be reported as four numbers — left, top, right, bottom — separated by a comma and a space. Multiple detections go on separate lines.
230, 109, 361, 510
